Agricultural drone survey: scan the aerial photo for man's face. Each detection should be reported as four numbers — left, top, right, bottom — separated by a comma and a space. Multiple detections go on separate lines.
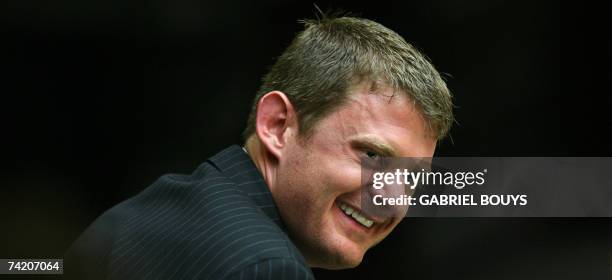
272, 82, 437, 268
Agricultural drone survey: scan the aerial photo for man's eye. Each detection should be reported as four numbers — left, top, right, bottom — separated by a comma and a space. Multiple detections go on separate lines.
365, 150, 380, 159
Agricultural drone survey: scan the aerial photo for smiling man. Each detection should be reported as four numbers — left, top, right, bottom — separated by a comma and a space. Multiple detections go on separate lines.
240, 16, 452, 269
66, 16, 452, 279
245, 81, 441, 269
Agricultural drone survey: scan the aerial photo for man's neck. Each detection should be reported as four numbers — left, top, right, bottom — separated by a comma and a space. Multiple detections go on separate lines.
244, 136, 276, 194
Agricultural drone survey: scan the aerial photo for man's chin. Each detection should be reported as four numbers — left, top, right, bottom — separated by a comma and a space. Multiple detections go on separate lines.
308, 243, 365, 269
316, 255, 363, 270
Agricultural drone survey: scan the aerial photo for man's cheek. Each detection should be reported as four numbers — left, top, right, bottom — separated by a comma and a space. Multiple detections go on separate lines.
324, 166, 361, 194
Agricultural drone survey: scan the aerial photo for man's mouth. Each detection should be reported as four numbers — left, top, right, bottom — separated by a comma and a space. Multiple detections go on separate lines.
338, 202, 374, 228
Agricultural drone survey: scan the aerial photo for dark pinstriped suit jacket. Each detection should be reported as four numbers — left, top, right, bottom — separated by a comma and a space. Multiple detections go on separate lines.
66, 145, 314, 280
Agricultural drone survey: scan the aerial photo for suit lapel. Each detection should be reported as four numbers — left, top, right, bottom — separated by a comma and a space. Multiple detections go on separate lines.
208, 145, 285, 230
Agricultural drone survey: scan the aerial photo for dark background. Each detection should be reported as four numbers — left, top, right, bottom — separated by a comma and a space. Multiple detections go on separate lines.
2, 0, 611, 279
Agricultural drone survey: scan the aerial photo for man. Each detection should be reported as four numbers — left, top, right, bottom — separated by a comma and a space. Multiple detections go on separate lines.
65, 15, 452, 279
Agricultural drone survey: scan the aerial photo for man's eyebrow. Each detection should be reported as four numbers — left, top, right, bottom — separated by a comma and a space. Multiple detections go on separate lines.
350, 135, 399, 157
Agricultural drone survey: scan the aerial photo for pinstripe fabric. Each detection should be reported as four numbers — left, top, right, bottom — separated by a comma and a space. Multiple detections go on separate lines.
65, 146, 314, 280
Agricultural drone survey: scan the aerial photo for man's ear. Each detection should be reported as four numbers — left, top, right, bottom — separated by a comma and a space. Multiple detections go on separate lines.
254, 91, 298, 160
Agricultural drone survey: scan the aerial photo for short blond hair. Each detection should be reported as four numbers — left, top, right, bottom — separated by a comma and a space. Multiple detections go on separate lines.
243, 16, 453, 140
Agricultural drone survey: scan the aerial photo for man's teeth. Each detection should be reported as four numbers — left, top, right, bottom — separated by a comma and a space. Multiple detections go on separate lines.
339, 202, 374, 228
